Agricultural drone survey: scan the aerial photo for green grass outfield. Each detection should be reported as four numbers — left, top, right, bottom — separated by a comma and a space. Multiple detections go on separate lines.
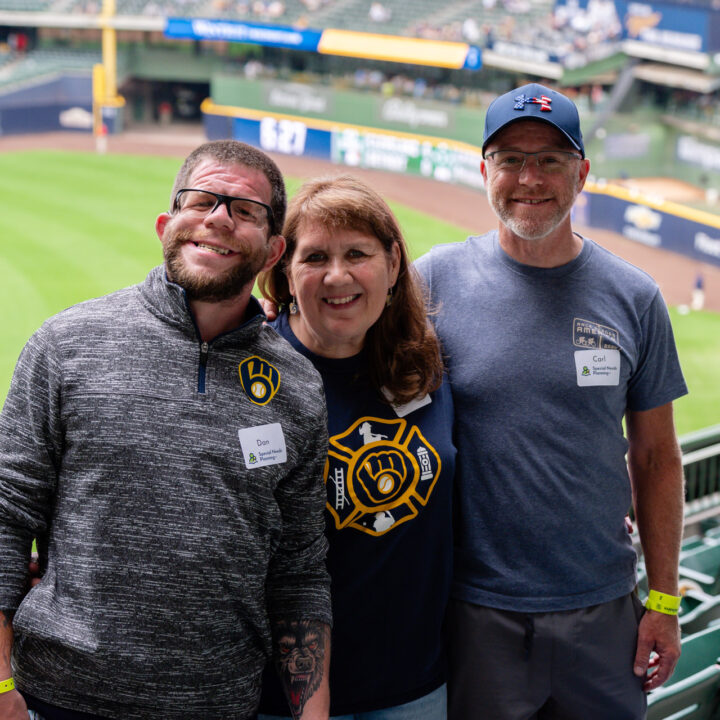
0, 149, 717, 436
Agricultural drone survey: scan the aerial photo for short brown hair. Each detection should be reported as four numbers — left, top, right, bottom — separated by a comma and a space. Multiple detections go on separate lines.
259, 175, 442, 404
169, 140, 286, 235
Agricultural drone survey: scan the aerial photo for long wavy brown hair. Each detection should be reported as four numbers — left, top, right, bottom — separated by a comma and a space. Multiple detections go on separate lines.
259, 174, 443, 404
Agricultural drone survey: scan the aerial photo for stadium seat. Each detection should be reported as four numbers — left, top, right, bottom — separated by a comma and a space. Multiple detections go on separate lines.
647, 624, 720, 720
681, 534, 710, 558
678, 543, 720, 595
680, 593, 720, 636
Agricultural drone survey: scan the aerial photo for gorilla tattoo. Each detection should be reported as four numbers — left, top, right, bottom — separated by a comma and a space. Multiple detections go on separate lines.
274, 619, 327, 719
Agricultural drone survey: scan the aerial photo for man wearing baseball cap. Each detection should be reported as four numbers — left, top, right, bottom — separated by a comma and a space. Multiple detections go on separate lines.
416, 84, 687, 718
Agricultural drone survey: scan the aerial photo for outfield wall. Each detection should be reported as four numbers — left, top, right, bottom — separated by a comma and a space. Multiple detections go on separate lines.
574, 184, 720, 267
202, 98, 486, 190
204, 98, 720, 268
0, 75, 93, 135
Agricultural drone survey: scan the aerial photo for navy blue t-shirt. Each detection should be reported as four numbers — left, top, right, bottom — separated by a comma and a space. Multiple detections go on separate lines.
259, 312, 456, 715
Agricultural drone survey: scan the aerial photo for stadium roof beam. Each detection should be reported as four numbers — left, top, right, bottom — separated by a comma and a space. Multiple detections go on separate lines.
633, 62, 720, 93
480, 48, 562, 80
623, 39, 710, 71
0, 11, 164, 32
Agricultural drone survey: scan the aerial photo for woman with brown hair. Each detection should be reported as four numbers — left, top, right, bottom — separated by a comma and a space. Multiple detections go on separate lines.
257, 175, 456, 720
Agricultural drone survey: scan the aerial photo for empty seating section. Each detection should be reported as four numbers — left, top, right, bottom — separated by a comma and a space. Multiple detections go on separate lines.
0, 1, 53, 9
640, 521, 720, 719
679, 542, 720, 595
0, 48, 100, 87
647, 625, 720, 720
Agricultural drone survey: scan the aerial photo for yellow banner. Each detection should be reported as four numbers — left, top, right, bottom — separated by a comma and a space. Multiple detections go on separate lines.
318, 29, 470, 68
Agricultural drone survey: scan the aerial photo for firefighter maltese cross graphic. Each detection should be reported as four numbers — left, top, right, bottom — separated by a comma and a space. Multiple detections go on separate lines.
325, 416, 441, 536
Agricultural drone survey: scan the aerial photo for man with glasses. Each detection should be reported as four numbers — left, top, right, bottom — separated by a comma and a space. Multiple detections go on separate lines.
0, 141, 331, 720
416, 84, 687, 718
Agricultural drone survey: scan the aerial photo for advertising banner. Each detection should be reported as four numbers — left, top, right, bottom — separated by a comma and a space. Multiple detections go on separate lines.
166, 17, 481, 70
613, 0, 710, 52
202, 100, 484, 190
575, 185, 720, 267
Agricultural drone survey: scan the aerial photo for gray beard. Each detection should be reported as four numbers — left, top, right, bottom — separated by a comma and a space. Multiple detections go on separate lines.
163, 229, 268, 302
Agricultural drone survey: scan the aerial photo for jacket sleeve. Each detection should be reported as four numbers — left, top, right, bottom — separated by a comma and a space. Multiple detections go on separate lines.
265, 390, 332, 627
0, 324, 62, 610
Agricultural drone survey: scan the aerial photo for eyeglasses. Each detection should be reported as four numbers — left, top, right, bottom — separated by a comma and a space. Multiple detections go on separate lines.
174, 188, 276, 234
484, 150, 582, 174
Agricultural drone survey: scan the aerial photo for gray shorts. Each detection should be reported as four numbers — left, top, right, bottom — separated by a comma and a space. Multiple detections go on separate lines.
446, 593, 647, 720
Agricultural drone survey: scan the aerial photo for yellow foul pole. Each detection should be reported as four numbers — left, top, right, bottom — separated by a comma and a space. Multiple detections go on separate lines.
94, 0, 124, 143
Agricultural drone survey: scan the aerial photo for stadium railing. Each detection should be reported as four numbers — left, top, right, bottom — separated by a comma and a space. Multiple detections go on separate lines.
682, 424, 720, 520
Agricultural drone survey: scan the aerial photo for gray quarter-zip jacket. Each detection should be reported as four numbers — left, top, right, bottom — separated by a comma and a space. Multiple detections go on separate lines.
0, 266, 331, 719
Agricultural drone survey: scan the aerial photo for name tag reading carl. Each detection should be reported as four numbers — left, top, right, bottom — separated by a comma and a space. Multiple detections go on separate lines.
238, 423, 287, 469
574, 349, 621, 387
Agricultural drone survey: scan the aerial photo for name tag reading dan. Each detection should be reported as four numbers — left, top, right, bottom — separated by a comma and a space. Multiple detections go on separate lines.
574, 349, 621, 386
238, 423, 287, 469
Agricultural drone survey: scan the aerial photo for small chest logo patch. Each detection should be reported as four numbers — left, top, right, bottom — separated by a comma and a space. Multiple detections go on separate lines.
238, 356, 280, 405
573, 318, 619, 350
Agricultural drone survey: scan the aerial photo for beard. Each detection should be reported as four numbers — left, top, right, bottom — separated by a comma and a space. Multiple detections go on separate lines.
486, 178, 579, 242
162, 227, 270, 302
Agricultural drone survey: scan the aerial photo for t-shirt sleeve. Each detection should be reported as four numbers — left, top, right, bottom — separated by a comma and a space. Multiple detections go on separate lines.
627, 288, 688, 411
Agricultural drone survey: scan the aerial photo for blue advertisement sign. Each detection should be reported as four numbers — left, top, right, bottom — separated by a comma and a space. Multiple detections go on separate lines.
613, 0, 710, 52
463, 46, 482, 70
165, 17, 323, 52
231, 116, 331, 160
575, 189, 720, 267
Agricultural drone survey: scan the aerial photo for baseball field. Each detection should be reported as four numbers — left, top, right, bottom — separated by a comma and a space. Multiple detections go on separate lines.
0, 146, 718, 436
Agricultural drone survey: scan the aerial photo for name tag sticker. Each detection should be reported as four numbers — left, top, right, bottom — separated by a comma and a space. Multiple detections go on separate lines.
574, 349, 621, 386
382, 387, 432, 418
238, 423, 287, 469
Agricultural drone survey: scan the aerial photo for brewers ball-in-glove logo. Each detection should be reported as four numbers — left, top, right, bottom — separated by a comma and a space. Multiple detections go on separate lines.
238, 356, 280, 405
325, 416, 441, 536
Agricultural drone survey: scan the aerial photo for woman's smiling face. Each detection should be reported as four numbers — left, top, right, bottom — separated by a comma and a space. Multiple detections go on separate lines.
286, 224, 400, 359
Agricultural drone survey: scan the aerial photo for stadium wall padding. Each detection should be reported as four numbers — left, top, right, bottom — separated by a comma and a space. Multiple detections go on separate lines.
0, 75, 95, 135
212, 76, 720, 189
574, 184, 720, 267
211, 75, 486, 147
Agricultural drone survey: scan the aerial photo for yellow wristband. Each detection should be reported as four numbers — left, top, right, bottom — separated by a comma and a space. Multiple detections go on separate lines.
645, 589, 681, 615
0, 678, 15, 694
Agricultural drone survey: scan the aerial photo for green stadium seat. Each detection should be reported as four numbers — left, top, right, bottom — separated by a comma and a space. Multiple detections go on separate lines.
678, 543, 720, 595
647, 624, 720, 720
681, 535, 709, 557
680, 594, 720, 636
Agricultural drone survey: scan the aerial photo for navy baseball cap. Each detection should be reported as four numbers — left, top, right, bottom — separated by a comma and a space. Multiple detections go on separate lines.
482, 83, 585, 157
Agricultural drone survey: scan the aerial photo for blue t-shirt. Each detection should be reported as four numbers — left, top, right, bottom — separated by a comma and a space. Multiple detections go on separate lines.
416, 232, 687, 613
258, 312, 456, 714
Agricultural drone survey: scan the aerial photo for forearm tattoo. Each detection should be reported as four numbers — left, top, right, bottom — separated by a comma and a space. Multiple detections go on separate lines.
273, 619, 327, 720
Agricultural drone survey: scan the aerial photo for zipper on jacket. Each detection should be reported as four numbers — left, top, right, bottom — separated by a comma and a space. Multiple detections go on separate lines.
198, 341, 209, 394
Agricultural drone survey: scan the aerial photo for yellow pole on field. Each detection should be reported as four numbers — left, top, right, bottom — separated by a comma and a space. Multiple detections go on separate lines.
95, 0, 124, 149
101, 0, 118, 100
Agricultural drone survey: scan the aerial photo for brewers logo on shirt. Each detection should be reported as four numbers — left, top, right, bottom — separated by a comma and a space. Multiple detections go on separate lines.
238, 356, 280, 405
325, 416, 441, 536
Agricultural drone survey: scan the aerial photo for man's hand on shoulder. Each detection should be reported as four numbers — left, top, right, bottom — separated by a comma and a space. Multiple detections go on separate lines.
633, 609, 681, 691
260, 298, 279, 321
